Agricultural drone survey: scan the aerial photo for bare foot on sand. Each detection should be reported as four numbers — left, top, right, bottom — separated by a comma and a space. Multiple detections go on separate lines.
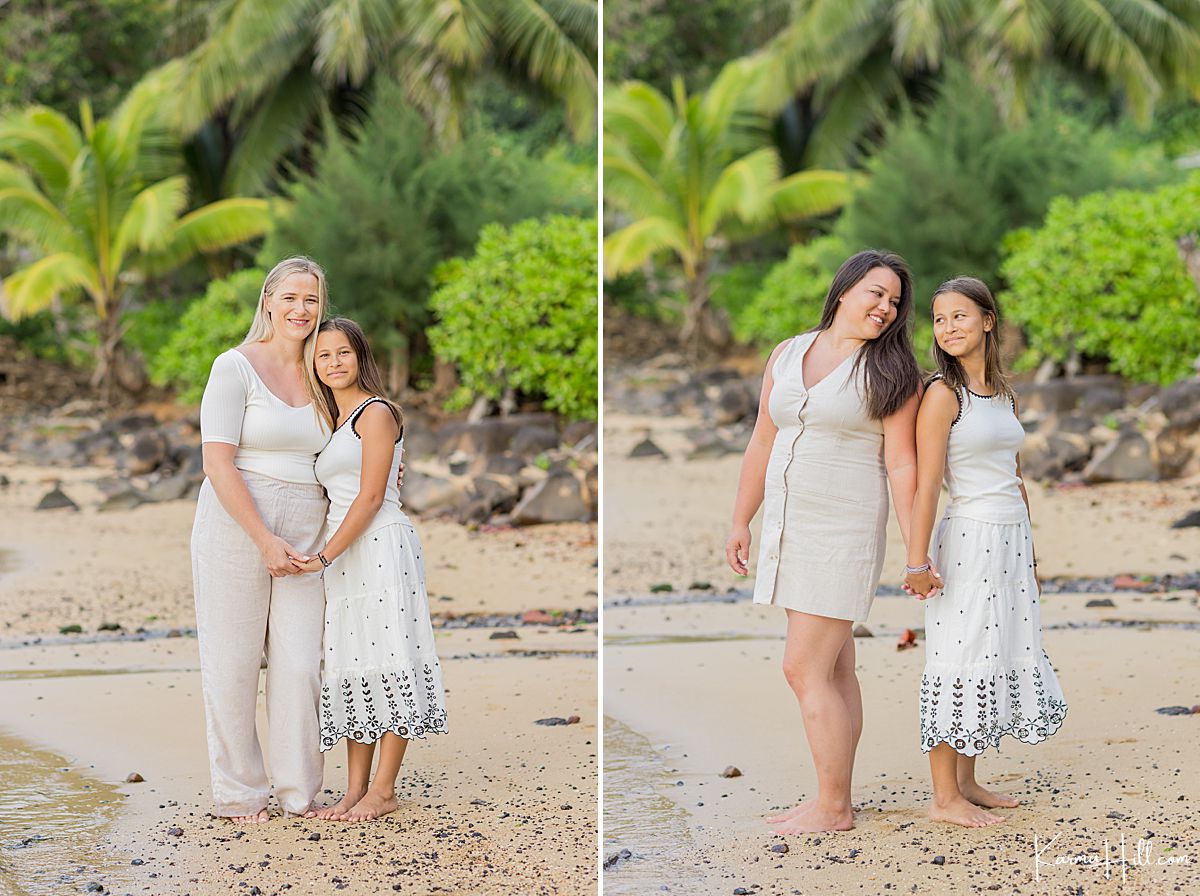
342, 791, 398, 822
229, 809, 269, 824
958, 782, 1019, 809
766, 799, 816, 824
314, 790, 366, 820
769, 806, 853, 834
930, 796, 1006, 827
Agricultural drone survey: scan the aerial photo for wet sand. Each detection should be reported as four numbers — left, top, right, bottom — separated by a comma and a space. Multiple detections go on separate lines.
603, 411, 1200, 895
0, 456, 598, 895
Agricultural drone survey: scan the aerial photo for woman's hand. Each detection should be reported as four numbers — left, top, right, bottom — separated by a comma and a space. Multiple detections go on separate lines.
725, 525, 752, 576
903, 559, 944, 600
294, 556, 326, 574
259, 535, 306, 577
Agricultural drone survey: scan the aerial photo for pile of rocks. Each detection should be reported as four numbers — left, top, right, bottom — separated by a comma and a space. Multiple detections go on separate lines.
613, 360, 1200, 485
1, 401, 598, 525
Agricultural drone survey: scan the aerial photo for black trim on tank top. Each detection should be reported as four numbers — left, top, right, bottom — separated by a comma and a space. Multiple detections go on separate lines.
349, 396, 403, 442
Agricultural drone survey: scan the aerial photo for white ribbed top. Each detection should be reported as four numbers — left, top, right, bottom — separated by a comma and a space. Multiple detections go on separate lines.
942, 383, 1028, 524
199, 349, 330, 484
314, 397, 409, 537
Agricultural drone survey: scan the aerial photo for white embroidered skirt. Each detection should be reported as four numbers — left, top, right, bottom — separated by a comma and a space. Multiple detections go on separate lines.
319, 521, 448, 751
920, 515, 1067, 756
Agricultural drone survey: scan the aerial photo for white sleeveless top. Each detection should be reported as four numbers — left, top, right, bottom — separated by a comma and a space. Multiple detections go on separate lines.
314, 397, 410, 537
199, 349, 330, 484
940, 381, 1028, 524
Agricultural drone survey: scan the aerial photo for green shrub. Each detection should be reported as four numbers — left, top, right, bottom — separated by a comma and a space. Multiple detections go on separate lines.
731, 236, 847, 347
1000, 175, 1200, 384
428, 216, 598, 420
149, 269, 262, 402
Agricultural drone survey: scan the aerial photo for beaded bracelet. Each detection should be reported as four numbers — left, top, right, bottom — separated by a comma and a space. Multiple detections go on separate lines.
905, 562, 931, 574
317, 551, 331, 568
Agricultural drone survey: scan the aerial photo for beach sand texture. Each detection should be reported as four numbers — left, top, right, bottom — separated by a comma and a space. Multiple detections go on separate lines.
0, 457, 598, 896
603, 411, 1200, 895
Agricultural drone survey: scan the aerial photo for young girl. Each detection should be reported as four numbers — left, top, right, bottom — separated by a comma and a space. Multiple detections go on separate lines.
904, 277, 1067, 828
298, 318, 448, 822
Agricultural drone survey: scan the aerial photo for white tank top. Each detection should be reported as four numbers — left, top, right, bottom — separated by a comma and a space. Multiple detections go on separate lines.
940, 380, 1028, 524
314, 397, 410, 537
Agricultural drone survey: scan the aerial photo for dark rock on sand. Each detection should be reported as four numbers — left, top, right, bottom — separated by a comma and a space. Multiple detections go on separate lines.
125, 772, 144, 783
770, 844, 789, 854
512, 472, 590, 525
167, 826, 183, 837
1171, 510, 1200, 529
1083, 432, 1155, 483
99, 485, 145, 512
852, 625, 874, 638
36, 485, 78, 511
1085, 598, 1116, 607
1155, 706, 1199, 716
933, 855, 946, 865
720, 766, 742, 778
629, 438, 667, 459
308, 832, 321, 841
535, 717, 570, 726
489, 631, 519, 640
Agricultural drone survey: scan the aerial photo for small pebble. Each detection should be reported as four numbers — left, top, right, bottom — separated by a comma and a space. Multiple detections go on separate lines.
309, 832, 321, 841
770, 844, 788, 854
932, 855, 945, 865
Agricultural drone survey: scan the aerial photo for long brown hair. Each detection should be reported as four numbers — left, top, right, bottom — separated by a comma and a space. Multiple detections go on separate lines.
930, 276, 1013, 402
309, 318, 404, 434
814, 249, 921, 419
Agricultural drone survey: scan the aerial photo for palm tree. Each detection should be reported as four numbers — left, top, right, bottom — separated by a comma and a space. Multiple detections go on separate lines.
604, 60, 853, 352
749, 0, 1200, 166
0, 83, 274, 396
143, 0, 597, 197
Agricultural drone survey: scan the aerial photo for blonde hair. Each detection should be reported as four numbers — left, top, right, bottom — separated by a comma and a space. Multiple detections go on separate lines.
241, 256, 331, 429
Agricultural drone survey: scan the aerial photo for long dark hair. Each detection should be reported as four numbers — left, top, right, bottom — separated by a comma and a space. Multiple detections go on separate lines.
814, 249, 921, 419
312, 318, 404, 434
930, 277, 1012, 402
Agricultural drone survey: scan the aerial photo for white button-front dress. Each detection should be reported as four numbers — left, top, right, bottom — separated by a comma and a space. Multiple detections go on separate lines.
752, 330, 889, 621
313, 397, 448, 751
920, 381, 1068, 755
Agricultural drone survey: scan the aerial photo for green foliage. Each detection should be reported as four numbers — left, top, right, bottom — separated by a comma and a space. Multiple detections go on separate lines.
836, 70, 1171, 312
428, 216, 598, 421
604, 0, 788, 94
0, 0, 169, 116
1000, 175, 1200, 385
262, 86, 575, 367
148, 269, 261, 402
730, 235, 846, 346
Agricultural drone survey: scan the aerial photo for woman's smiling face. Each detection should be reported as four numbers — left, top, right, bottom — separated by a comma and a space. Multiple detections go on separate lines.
836, 265, 902, 340
265, 271, 321, 343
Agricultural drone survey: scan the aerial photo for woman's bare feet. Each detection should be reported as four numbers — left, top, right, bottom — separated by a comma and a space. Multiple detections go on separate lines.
229, 809, 270, 824
769, 805, 853, 834
930, 795, 1006, 827
315, 790, 366, 820
765, 799, 816, 825
342, 791, 398, 822
958, 782, 1019, 809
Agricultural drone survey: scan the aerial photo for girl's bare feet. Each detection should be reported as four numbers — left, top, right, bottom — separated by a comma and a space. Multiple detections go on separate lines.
958, 782, 1019, 809
229, 809, 270, 824
765, 799, 816, 825
315, 790, 366, 820
930, 795, 1006, 827
342, 791, 398, 822
769, 805, 853, 834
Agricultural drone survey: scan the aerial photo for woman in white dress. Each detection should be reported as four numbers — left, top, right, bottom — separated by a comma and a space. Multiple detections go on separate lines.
725, 250, 927, 834
297, 317, 448, 822
192, 257, 331, 823
904, 277, 1067, 828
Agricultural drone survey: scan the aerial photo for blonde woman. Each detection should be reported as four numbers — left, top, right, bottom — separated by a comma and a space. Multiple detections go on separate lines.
191, 257, 332, 823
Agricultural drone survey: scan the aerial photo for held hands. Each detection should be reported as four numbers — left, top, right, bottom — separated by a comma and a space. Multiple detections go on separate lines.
294, 556, 326, 574
725, 525, 751, 576
260, 535, 308, 577
902, 559, 944, 600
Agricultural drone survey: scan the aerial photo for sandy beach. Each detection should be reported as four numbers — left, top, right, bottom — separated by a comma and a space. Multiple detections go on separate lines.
603, 410, 1200, 895
0, 455, 598, 896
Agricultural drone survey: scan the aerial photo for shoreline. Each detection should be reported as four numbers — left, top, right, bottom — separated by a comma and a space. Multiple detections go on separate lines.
0, 458, 599, 895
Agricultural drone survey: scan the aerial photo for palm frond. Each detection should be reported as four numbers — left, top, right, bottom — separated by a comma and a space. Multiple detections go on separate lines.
314, 0, 400, 84
0, 180, 89, 257
112, 176, 191, 274
700, 148, 781, 236
1, 253, 101, 319
770, 170, 855, 221
0, 106, 81, 199
603, 216, 690, 277
146, 198, 273, 273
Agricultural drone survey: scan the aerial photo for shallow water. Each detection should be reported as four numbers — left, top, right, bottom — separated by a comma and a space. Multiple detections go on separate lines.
602, 716, 707, 894
0, 731, 127, 896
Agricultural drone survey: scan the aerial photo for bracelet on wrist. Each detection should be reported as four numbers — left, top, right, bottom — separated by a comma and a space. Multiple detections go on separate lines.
905, 562, 930, 574
318, 551, 331, 568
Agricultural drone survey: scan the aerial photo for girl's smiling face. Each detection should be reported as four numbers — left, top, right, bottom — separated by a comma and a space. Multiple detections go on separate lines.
314, 329, 359, 391
837, 265, 902, 340
933, 290, 993, 357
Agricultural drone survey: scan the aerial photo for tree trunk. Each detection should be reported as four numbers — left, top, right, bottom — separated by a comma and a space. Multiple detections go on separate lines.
91, 308, 124, 406
388, 336, 410, 396
679, 262, 731, 359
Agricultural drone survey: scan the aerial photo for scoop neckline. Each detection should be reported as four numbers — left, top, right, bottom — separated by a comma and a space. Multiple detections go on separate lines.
333, 397, 378, 433
231, 348, 312, 409
965, 386, 998, 399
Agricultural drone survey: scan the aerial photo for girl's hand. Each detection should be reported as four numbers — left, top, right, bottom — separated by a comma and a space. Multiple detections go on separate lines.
395, 461, 405, 490
295, 556, 325, 574
259, 535, 306, 577
725, 525, 752, 576
904, 563, 944, 600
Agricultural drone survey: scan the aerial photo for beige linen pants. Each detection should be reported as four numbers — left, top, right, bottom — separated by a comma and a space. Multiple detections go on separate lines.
191, 472, 327, 816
